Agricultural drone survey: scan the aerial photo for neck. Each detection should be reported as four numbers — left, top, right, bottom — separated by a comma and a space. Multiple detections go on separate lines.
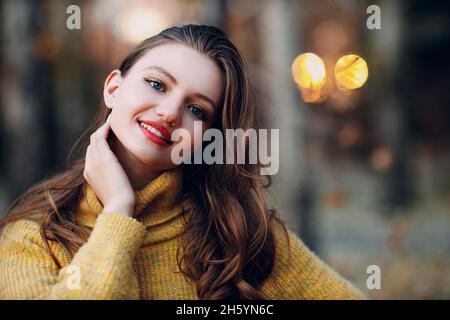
110, 135, 162, 191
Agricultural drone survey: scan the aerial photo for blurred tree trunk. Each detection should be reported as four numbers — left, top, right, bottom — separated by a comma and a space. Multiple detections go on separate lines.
370, 1, 414, 211
258, 0, 318, 250
1, 0, 56, 202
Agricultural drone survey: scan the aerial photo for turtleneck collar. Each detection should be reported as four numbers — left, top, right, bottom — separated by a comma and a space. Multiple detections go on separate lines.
75, 168, 187, 244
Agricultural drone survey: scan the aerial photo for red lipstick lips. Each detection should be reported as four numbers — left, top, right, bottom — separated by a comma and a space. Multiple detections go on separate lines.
138, 120, 172, 147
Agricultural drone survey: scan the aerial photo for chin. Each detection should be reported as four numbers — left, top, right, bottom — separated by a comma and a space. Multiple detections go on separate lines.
132, 146, 173, 167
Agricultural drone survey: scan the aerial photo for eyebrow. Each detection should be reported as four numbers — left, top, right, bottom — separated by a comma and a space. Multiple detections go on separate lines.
144, 65, 217, 110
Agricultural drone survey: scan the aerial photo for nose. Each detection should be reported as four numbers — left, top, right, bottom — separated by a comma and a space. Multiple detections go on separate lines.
154, 96, 183, 127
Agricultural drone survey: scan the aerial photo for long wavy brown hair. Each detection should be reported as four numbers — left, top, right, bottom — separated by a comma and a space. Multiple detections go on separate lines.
0, 25, 289, 300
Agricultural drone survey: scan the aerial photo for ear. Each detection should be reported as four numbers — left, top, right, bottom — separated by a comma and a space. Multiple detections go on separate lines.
103, 70, 122, 109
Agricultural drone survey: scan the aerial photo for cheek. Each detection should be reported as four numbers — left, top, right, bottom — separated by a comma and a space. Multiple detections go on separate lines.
178, 130, 199, 152
112, 93, 152, 129
181, 120, 207, 147
108, 104, 139, 144
109, 109, 122, 128
117, 82, 152, 113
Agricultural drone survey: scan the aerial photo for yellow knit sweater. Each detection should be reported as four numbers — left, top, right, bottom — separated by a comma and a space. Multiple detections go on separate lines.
0, 168, 365, 300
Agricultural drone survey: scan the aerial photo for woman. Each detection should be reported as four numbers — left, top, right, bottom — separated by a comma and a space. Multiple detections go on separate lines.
0, 25, 365, 300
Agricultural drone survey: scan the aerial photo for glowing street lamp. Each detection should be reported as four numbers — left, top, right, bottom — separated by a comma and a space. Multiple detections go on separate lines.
291, 53, 326, 89
291, 53, 326, 103
334, 54, 369, 90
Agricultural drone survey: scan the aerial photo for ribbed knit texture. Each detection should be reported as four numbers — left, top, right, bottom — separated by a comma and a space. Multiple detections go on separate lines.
0, 168, 365, 299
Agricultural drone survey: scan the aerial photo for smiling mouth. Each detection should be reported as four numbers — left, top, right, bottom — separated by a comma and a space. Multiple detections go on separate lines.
138, 121, 173, 145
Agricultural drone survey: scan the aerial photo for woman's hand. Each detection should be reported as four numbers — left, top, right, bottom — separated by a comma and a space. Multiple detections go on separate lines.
83, 116, 136, 217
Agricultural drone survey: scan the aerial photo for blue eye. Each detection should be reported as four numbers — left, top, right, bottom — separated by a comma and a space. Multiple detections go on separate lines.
188, 105, 207, 121
147, 79, 165, 92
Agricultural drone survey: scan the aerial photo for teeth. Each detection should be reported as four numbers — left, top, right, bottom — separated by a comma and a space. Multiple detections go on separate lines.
139, 122, 168, 141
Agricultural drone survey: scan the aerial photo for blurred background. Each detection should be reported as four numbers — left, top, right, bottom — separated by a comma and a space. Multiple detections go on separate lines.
0, 0, 449, 299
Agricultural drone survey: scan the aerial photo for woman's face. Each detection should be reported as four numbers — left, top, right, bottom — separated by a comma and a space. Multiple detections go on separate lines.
103, 42, 224, 170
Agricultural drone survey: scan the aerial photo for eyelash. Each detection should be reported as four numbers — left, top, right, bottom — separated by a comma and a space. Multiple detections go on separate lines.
146, 79, 166, 92
144, 78, 208, 122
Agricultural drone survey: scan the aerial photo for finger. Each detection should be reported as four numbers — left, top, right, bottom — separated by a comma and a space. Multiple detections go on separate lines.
90, 120, 110, 143
98, 119, 111, 140
96, 136, 115, 161
91, 134, 103, 159
84, 145, 92, 179
91, 129, 115, 161
85, 144, 91, 164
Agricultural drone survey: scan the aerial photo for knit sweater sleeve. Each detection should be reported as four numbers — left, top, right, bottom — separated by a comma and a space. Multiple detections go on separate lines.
260, 219, 367, 300
0, 213, 146, 300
